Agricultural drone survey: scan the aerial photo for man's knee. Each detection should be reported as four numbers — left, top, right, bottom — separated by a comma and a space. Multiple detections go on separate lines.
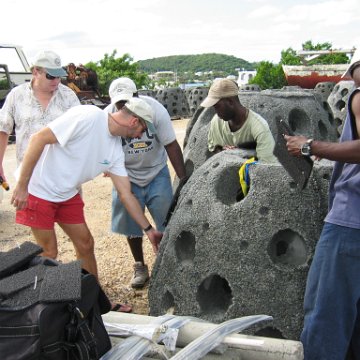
74, 234, 95, 255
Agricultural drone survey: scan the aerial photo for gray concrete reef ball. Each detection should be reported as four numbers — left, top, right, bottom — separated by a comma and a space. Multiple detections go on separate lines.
149, 152, 333, 340
146, 84, 348, 340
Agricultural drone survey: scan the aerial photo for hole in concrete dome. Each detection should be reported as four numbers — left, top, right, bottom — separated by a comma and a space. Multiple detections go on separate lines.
215, 165, 241, 205
162, 290, 176, 314
259, 206, 269, 216
255, 327, 284, 339
268, 229, 308, 267
323, 172, 331, 180
197, 274, 232, 317
341, 88, 349, 97
288, 108, 310, 134
175, 231, 196, 266
289, 181, 297, 189
240, 241, 249, 250
202, 222, 210, 231
318, 120, 328, 138
328, 112, 334, 125
186, 199, 192, 206
336, 100, 346, 111
335, 117, 342, 128
184, 159, 194, 177
212, 162, 220, 168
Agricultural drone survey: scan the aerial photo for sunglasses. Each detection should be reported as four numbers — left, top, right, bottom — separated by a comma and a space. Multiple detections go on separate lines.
45, 73, 60, 80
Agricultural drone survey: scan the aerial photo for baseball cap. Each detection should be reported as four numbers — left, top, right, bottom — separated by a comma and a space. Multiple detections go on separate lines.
32, 50, 67, 77
342, 48, 360, 78
200, 78, 239, 107
124, 97, 156, 134
109, 77, 137, 105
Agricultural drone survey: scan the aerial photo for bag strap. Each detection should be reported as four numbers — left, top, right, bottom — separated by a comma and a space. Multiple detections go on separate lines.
73, 307, 99, 360
0, 325, 39, 337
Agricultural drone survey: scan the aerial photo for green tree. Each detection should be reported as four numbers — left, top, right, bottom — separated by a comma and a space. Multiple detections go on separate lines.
85, 50, 150, 96
281, 41, 349, 65
280, 48, 302, 65
249, 61, 287, 89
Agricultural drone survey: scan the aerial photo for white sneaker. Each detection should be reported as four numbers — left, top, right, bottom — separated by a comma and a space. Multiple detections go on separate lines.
131, 262, 149, 288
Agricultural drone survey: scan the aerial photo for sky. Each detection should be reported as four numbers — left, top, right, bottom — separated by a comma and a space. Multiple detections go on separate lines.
1, 0, 360, 68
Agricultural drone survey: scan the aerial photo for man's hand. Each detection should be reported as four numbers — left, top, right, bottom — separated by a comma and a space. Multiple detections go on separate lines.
145, 228, 163, 254
223, 145, 237, 150
11, 184, 29, 210
0, 164, 6, 183
284, 135, 307, 157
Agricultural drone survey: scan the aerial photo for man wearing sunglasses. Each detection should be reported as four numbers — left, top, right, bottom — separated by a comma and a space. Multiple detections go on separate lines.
11, 97, 162, 287
0, 49, 80, 190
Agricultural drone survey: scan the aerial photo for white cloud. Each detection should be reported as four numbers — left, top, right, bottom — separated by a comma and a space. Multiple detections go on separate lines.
1, 0, 359, 66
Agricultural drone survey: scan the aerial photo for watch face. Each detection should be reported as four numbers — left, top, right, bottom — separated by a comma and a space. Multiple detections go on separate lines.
301, 143, 311, 156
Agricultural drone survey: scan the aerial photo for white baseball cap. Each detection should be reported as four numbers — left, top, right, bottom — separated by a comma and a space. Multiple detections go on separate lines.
109, 77, 137, 105
124, 97, 156, 134
32, 50, 67, 77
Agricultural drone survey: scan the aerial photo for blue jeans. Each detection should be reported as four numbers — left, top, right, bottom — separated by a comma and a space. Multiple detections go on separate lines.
301, 222, 360, 360
111, 166, 173, 237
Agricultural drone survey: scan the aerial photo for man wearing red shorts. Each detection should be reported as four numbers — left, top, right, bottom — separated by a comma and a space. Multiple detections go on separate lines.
11, 98, 162, 280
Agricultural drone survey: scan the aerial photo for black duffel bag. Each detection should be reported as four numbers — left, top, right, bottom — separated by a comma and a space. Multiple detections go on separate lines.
0, 242, 112, 360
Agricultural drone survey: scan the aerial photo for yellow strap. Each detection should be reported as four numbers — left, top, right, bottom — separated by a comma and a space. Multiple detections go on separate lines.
239, 157, 257, 196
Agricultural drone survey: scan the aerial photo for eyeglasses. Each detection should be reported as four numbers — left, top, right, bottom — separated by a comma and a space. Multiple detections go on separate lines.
138, 118, 148, 133
45, 73, 60, 80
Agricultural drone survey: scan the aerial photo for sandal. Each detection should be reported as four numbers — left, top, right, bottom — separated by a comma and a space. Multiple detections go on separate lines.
111, 302, 132, 313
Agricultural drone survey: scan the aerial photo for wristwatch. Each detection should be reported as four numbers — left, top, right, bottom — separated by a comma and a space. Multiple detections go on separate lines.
301, 139, 313, 157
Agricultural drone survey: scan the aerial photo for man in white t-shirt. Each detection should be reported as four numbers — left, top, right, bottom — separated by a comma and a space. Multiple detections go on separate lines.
11, 98, 162, 284
105, 78, 186, 288
201, 78, 277, 163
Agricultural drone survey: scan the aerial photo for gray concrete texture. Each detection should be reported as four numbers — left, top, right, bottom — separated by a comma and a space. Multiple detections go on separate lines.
149, 151, 333, 340
327, 80, 356, 136
155, 87, 191, 118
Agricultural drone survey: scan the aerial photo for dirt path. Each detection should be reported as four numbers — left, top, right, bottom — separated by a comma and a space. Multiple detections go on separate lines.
0, 117, 189, 314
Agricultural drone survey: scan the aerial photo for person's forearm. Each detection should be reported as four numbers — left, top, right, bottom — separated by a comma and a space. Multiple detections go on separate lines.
17, 133, 48, 188
0, 131, 9, 178
165, 140, 186, 179
285, 134, 360, 163
118, 190, 151, 231
312, 139, 360, 163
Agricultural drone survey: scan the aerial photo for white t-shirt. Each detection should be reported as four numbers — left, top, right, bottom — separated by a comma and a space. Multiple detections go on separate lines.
28, 105, 127, 202
105, 95, 176, 187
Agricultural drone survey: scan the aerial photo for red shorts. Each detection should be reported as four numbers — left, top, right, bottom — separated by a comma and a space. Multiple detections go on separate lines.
16, 193, 85, 230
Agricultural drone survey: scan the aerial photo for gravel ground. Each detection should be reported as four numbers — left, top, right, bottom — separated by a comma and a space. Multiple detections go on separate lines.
0, 117, 189, 315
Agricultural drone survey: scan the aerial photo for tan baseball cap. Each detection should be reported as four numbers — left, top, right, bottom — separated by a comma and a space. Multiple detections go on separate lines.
124, 97, 156, 134
201, 78, 239, 107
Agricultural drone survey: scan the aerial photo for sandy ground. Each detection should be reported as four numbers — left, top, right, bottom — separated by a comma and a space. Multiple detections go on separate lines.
0, 117, 189, 315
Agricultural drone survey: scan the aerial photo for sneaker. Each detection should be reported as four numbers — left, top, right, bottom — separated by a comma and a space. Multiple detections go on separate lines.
131, 262, 149, 288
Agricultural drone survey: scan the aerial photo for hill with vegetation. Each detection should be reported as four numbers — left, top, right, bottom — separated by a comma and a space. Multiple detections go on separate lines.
136, 53, 256, 76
